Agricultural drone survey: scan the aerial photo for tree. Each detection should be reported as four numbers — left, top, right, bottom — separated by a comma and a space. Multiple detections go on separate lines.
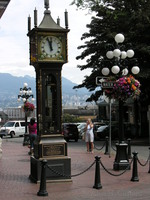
72, 0, 150, 102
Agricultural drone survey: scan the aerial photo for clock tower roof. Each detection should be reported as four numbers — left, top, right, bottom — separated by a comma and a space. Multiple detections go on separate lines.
38, 9, 64, 31
38, 0, 65, 31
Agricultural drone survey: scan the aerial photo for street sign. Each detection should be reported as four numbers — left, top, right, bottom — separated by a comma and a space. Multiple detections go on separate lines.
96, 76, 108, 85
101, 81, 115, 88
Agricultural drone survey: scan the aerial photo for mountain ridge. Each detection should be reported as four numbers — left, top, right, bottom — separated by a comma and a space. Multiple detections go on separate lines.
0, 73, 90, 108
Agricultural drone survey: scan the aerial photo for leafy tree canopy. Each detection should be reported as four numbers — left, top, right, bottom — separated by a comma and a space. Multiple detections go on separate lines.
72, 0, 150, 103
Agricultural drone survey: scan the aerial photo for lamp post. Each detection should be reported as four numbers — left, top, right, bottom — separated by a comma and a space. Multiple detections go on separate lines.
18, 83, 35, 146
101, 33, 140, 170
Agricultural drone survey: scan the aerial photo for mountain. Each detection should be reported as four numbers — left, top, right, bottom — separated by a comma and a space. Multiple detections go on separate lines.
0, 73, 90, 108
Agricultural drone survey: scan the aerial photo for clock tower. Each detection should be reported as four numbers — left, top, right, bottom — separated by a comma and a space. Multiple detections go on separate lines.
27, 0, 71, 182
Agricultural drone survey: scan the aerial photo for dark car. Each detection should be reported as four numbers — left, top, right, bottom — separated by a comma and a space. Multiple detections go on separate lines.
94, 123, 119, 140
62, 123, 79, 142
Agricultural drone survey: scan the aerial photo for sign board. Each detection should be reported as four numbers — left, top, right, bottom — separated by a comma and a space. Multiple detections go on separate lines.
96, 76, 108, 85
101, 81, 115, 88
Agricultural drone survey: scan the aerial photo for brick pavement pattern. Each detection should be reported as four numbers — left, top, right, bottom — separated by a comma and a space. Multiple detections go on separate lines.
0, 138, 150, 200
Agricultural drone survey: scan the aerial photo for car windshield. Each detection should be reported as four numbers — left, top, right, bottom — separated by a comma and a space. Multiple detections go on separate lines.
3, 122, 15, 127
64, 124, 77, 130
97, 125, 108, 132
78, 123, 86, 129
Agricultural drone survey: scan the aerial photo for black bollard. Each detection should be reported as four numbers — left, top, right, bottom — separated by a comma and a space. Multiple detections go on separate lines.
104, 136, 109, 155
148, 147, 150, 173
37, 160, 48, 196
93, 156, 102, 189
127, 138, 132, 159
131, 152, 139, 182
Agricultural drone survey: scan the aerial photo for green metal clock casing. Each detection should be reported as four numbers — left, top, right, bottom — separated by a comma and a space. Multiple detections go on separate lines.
38, 33, 67, 62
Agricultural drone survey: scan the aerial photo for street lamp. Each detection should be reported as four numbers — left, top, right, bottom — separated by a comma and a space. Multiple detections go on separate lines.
18, 83, 35, 146
101, 33, 140, 170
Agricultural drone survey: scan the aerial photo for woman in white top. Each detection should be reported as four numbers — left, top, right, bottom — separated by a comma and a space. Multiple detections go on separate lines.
85, 118, 94, 153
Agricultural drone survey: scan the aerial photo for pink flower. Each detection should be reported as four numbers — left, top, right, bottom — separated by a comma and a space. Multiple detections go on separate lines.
22, 102, 35, 112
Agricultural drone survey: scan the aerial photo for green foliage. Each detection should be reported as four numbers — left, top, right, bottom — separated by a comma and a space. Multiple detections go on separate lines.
72, 0, 150, 102
62, 114, 80, 123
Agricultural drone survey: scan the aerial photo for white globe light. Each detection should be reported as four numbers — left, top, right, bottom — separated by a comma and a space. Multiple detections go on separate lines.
127, 50, 134, 58
122, 68, 128, 76
31, 98, 35, 101
102, 68, 110, 76
131, 66, 140, 74
121, 51, 127, 59
115, 33, 125, 43
23, 98, 26, 102
24, 83, 28, 87
106, 51, 114, 59
113, 49, 121, 57
111, 65, 120, 74
28, 90, 32, 95
18, 98, 21, 102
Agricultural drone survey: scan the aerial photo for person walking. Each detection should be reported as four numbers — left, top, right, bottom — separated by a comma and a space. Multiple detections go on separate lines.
85, 118, 94, 153
28, 118, 37, 155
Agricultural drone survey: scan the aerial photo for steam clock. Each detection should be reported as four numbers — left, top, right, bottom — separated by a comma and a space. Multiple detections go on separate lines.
27, 0, 71, 182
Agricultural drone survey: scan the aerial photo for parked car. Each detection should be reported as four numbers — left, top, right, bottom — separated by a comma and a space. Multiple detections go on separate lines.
77, 123, 86, 139
0, 121, 26, 138
62, 123, 79, 142
93, 122, 106, 133
94, 123, 119, 140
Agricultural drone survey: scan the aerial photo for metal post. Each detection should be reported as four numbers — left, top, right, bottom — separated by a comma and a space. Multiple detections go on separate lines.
23, 112, 29, 146
93, 156, 102, 189
148, 147, 150, 173
104, 136, 109, 155
131, 152, 139, 182
37, 160, 48, 196
127, 138, 132, 159
113, 100, 129, 170
109, 99, 112, 157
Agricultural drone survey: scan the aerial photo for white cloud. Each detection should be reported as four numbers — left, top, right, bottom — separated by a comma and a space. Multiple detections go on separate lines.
0, 0, 92, 84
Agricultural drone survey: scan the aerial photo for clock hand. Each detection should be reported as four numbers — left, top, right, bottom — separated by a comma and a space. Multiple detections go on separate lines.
47, 38, 53, 51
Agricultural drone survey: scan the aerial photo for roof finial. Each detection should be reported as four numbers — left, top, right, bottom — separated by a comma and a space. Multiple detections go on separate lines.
44, 0, 49, 10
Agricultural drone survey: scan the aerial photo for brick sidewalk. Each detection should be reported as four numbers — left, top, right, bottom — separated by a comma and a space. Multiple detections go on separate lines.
0, 139, 150, 200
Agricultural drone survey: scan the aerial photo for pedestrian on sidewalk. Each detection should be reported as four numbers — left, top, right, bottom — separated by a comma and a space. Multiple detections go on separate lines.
28, 118, 37, 155
85, 118, 94, 153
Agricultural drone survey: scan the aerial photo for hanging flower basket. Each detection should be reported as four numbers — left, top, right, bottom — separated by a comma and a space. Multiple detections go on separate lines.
22, 102, 35, 112
105, 75, 141, 101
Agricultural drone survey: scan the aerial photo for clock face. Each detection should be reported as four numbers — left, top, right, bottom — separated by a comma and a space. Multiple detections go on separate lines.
40, 36, 62, 58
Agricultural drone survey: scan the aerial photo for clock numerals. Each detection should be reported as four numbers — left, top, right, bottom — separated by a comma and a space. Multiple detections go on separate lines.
40, 36, 62, 59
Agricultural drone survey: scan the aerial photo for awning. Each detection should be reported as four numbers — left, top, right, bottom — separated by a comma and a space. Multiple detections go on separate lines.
0, 0, 10, 19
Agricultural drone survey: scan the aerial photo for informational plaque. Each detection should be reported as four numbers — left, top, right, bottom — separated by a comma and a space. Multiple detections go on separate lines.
42, 143, 65, 157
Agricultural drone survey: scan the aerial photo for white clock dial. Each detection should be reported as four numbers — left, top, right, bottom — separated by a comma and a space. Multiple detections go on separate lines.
41, 36, 62, 58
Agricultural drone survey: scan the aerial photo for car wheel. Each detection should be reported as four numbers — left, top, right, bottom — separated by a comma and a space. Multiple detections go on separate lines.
75, 138, 78, 142
10, 131, 15, 138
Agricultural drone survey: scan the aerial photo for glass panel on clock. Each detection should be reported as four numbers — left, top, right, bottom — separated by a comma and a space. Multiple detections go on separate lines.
45, 74, 57, 133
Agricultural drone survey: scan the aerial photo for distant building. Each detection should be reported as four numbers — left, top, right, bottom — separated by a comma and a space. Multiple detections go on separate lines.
0, 111, 8, 125
3, 107, 36, 121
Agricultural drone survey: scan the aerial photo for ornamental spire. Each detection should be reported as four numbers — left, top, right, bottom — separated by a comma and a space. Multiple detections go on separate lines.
44, 0, 49, 10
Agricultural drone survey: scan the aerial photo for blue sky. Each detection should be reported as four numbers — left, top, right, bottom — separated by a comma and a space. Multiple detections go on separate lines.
0, 0, 92, 84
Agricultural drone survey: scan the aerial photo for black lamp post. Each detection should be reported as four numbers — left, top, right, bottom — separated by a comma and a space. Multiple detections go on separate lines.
101, 33, 140, 170
18, 83, 34, 146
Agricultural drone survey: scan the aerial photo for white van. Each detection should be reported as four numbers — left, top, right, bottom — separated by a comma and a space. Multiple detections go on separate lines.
0, 121, 26, 138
